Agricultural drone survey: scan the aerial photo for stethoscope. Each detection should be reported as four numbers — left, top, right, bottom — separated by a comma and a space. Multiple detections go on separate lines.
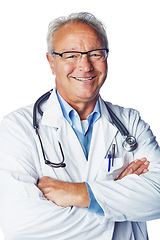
33, 89, 66, 168
33, 89, 138, 168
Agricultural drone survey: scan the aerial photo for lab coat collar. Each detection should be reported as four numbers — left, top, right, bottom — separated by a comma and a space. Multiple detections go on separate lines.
98, 95, 113, 123
41, 89, 117, 133
41, 88, 64, 128
41, 89, 114, 128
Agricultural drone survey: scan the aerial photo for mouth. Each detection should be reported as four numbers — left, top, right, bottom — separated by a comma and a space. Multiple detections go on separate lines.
73, 76, 96, 82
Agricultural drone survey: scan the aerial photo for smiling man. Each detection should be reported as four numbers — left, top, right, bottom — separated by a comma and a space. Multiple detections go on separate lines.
46, 21, 108, 119
0, 12, 160, 240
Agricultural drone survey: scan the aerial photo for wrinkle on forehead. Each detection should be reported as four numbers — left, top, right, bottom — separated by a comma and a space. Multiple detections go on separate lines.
53, 22, 104, 52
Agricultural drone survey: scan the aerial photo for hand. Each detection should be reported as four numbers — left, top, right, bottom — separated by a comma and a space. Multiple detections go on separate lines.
117, 157, 150, 180
37, 176, 90, 208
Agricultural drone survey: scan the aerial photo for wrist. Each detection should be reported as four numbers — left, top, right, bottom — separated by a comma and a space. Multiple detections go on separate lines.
69, 182, 90, 208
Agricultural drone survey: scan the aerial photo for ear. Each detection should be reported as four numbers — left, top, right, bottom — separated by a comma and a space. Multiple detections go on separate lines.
46, 52, 55, 75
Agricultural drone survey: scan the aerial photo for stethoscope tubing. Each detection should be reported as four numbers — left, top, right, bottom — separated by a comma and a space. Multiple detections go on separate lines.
33, 90, 138, 168
105, 103, 130, 137
33, 89, 53, 129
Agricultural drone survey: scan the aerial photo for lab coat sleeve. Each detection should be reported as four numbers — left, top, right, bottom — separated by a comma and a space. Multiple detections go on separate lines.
87, 109, 160, 222
0, 110, 73, 240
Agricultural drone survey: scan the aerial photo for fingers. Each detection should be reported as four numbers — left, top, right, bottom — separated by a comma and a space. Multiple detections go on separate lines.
129, 158, 150, 174
117, 157, 150, 180
133, 158, 150, 175
37, 176, 56, 193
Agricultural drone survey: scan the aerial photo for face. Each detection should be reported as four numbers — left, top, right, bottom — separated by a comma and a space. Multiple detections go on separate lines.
47, 22, 108, 107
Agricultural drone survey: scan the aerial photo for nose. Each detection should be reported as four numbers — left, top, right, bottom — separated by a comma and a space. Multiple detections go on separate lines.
77, 54, 93, 72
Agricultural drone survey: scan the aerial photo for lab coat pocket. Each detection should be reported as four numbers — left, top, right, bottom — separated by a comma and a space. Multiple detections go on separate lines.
97, 152, 133, 181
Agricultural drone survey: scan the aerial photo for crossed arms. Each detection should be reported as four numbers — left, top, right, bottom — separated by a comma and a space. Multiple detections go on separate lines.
38, 157, 150, 208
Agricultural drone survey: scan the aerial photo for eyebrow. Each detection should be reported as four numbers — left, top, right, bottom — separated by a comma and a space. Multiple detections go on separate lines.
59, 46, 104, 52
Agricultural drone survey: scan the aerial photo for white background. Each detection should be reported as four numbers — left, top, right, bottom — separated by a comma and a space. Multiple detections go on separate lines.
0, 0, 159, 239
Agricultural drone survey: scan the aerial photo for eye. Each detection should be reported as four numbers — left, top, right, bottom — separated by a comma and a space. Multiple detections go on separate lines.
89, 50, 107, 61
67, 55, 78, 59
90, 51, 103, 59
91, 53, 101, 57
63, 53, 80, 59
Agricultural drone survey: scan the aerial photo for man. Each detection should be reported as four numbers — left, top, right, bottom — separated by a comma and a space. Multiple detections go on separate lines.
0, 12, 160, 240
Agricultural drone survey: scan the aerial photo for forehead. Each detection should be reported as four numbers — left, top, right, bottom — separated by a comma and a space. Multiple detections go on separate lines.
53, 22, 104, 51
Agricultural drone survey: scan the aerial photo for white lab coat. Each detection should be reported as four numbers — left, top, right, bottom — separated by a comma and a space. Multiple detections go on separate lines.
0, 89, 160, 240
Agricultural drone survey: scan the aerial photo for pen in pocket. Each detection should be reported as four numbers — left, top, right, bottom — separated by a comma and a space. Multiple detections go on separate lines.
108, 151, 111, 172
107, 144, 116, 172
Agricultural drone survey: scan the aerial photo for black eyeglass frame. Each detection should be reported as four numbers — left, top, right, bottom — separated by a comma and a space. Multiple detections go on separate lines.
51, 48, 109, 60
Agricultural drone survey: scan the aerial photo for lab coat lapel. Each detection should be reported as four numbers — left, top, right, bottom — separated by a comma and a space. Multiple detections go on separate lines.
56, 121, 88, 181
86, 98, 118, 181
41, 90, 118, 181
41, 89, 63, 128
41, 89, 87, 181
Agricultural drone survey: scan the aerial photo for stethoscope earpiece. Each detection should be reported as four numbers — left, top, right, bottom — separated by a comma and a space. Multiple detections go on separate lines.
122, 136, 138, 152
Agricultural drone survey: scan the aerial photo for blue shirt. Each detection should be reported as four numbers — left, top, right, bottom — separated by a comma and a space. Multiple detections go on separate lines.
56, 90, 104, 215
56, 90, 100, 134
56, 90, 100, 159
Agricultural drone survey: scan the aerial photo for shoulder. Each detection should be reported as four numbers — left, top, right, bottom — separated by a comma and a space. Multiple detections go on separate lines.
99, 95, 140, 121
106, 101, 140, 120
1, 104, 34, 133
99, 97, 143, 137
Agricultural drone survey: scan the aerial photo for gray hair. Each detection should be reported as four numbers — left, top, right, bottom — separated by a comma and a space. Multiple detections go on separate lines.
47, 12, 109, 53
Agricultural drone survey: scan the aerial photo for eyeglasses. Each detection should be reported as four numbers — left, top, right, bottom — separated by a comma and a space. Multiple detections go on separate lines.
51, 48, 109, 64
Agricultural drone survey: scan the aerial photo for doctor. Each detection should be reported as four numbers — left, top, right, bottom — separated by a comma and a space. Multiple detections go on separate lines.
0, 12, 160, 240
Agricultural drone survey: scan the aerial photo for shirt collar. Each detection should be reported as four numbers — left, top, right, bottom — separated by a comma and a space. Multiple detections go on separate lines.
56, 89, 100, 134
56, 90, 73, 125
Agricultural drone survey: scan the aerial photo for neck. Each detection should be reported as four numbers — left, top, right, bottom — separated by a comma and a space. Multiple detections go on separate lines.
57, 90, 98, 120
71, 100, 97, 120
56, 88, 99, 120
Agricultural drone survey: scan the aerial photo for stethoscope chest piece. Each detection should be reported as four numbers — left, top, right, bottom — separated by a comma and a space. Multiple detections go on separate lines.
33, 91, 138, 168
122, 136, 138, 152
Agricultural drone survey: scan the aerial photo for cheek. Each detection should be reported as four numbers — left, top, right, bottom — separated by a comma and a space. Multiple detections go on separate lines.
54, 63, 76, 90
57, 58, 74, 71
94, 62, 108, 81
101, 62, 108, 79
54, 62, 75, 79
100, 61, 108, 73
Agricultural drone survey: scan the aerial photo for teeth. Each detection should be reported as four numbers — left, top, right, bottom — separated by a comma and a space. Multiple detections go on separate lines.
74, 77, 93, 82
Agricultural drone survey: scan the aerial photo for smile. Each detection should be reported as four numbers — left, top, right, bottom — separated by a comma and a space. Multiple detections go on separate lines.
73, 76, 96, 82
